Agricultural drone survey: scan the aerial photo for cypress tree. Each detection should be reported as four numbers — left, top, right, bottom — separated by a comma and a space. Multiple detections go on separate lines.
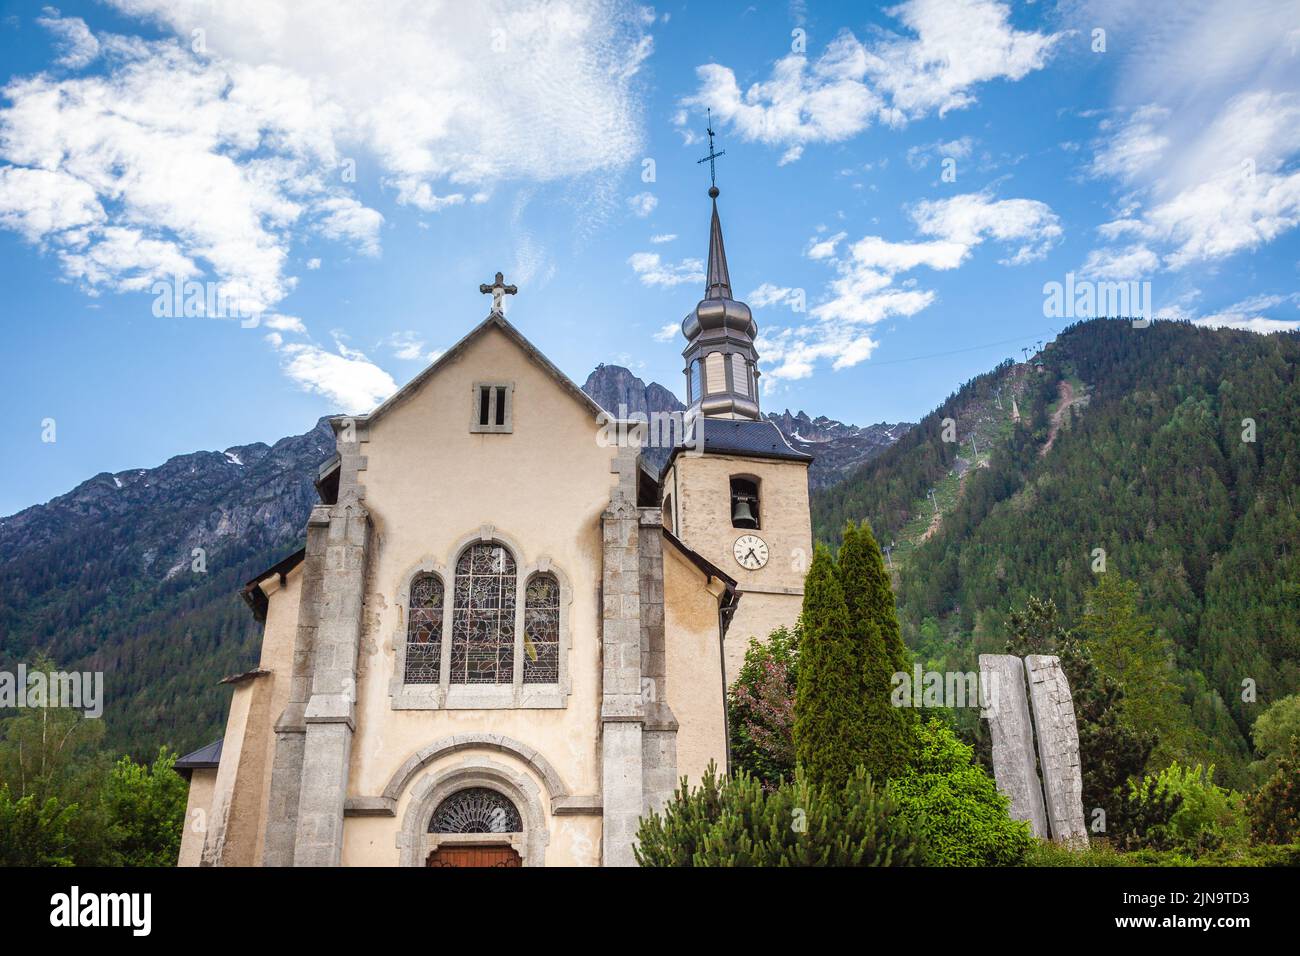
852, 520, 911, 676
837, 522, 910, 780
793, 544, 866, 790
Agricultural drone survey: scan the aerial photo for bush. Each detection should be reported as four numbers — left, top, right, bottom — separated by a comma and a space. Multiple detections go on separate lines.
636, 762, 921, 866
728, 628, 798, 789
885, 719, 1033, 866
0, 786, 78, 867
1248, 734, 1300, 845
1026, 839, 1300, 867
1121, 762, 1247, 854
100, 747, 189, 867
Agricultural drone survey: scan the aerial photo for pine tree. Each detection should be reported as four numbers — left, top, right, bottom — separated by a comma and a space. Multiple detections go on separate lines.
794, 544, 867, 790
837, 522, 910, 780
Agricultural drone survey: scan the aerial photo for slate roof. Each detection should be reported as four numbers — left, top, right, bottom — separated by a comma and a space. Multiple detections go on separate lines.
660, 417, 812, 476
175, 738, 223, 778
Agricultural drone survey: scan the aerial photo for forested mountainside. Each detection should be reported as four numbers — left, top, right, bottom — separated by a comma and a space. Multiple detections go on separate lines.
0, 420, 335, 755
811, 318, 1300, 786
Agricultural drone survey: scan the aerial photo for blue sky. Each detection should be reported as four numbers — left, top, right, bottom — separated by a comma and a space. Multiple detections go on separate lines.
2, 0, 1299, 515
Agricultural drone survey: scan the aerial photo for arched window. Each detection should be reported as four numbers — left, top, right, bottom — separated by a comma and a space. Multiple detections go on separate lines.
428, 788, 522, 833
522, 573, 560, 684
451, 542, 517, 684
730, 476, 760, 529
405, 573, 444, 684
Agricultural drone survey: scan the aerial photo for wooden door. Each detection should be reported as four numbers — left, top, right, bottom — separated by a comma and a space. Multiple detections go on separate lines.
427, 845, 522, 867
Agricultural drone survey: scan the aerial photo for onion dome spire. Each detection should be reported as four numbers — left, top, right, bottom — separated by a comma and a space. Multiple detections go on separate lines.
680, 111, 760, 420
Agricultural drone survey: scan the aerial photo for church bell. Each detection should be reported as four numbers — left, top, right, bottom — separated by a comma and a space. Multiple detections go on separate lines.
731, 496, 758, 529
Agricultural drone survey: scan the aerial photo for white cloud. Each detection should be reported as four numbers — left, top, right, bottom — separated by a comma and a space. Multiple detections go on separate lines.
1074, 2, 1300, 274
628, 192, 658, 217
627, 251, 704, 287
275, 338, 398, 413
805, 231, 846, 260
763, 191, 1060, 383
906, 135, 975, 169
649, 233, 676, 244
1078, 244, 1159, 281
306, 257, 322, 270
680, 0, 1059, 153
910, 193, 1062, 265
747, 283, 802, 309
1087, 105, 1170, 182
1192, 313, 1300, 334
263, 313, 308, 334
37, 13, 100, 68
778, 145, 804, 166
652, 322, 679, 342
386, 330, 436, 361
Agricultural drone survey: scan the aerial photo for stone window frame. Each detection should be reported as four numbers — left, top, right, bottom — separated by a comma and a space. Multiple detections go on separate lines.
389, 525, 572, 710
470, 381, 514, 433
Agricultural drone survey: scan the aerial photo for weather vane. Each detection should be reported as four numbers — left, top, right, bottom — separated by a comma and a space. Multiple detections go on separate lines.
697, 107, 726, 196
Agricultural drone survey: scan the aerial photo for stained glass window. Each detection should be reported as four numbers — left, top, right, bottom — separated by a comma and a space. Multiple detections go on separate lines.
405, 573, 444, 684
428, 787, 522, 833
522, 573, 560, 684
451, 543, 517, 684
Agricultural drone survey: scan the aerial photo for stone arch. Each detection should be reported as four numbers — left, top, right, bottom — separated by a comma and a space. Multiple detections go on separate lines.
382, 733, 570, 807
397, 758, 548, 867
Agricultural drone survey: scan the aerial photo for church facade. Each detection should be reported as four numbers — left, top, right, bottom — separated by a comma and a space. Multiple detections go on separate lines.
176, 190, 813, 867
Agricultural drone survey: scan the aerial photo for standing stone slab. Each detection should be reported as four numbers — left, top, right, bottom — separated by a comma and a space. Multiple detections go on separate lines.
979, 654, 1048, 839
1025, 654, 1089, 847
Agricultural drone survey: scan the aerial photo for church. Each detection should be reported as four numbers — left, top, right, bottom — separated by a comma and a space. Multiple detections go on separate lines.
176, 183, 814, 867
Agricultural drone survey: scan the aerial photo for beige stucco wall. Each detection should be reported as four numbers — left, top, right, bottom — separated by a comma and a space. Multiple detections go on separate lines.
337, 324, 617, 862
666, 452, 810, 676
177, 768, 216, 867
662, 542, 728, 787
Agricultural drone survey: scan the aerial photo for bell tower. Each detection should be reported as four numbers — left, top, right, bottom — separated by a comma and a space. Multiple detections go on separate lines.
660, 121, 813, 684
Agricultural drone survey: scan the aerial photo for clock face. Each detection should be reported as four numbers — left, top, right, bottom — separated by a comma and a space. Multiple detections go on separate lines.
733, 534, 769, 570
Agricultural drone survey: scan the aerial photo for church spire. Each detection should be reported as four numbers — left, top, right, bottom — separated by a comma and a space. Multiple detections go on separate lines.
705, 198, 732, 300
680, 112, 761, 421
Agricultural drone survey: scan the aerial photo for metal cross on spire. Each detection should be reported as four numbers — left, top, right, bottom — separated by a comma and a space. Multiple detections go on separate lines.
479, 271, 517, 314
696, 108, 726, 195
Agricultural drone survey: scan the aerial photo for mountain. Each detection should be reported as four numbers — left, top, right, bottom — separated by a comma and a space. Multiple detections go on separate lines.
0, 420, 334, 754
766, 410, 913, 489
581, 363, 910, 486
811, 318, 1300, 787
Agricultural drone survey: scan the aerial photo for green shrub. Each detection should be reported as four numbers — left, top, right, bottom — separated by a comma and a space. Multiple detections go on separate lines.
885, 719, 1033, 866
0, 786, 78, 867
1026, 839, 1300, 867
636, 762, 921, 866
1122, 762, 1247, 854
728, 628, 798, 789
1248, 734, 1300, 845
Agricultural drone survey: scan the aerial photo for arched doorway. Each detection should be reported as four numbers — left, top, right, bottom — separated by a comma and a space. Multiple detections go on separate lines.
424, 787, 524, 868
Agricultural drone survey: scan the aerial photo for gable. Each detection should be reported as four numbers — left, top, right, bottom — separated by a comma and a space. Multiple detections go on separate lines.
350, 312, 608, 433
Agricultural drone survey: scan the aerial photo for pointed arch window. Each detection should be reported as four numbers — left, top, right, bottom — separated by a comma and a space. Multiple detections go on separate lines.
452, 543, 517, 684
522, 573, 560, 684
405, 573, 445, 684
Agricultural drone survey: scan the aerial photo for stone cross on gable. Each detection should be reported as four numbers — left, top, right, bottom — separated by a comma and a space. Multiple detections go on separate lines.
479, 271, 517, 314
